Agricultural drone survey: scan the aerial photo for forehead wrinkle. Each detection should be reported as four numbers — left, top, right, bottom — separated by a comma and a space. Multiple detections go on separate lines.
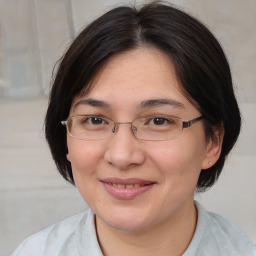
138, 98, 186, 110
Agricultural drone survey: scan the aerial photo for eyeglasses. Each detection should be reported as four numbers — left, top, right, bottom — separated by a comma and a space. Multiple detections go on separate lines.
61, 115, 203, 141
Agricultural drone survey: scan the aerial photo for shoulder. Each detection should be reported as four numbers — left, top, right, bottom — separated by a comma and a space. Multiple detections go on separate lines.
194, 202, 256, 256
10, 210, 91, 256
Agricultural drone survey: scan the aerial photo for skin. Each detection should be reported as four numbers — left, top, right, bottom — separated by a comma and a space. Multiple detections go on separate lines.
66, 47, 223, 256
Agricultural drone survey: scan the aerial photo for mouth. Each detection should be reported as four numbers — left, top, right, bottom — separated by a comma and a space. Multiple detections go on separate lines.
108, 183, 147, 189
100, 178, 156, 200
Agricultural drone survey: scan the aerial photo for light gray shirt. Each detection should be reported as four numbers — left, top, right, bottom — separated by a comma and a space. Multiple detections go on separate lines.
11, 202, 256, 256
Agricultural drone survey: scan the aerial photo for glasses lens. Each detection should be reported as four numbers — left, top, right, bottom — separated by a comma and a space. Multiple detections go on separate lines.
132, 116, 183, 141
67, 115, 114, 140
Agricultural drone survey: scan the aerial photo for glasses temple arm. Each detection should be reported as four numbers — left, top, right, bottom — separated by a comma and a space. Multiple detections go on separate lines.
182, 116, 204, 128
61, 121, 67, 126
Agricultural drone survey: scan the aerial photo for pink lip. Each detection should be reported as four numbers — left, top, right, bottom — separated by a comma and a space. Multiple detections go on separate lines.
100, 178, 156, 200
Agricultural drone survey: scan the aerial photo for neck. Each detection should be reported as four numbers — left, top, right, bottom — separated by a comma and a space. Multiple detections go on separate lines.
95, 200, 197, 256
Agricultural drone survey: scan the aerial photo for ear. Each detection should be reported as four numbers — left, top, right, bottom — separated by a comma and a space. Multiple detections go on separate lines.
201, 126, 224, 169
66, 153, 71, 162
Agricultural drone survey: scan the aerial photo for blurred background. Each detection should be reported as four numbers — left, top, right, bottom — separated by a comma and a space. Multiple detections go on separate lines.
0, 0, 255, 255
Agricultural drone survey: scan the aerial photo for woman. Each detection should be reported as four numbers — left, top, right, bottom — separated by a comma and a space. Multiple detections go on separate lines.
11, 2, 255, 256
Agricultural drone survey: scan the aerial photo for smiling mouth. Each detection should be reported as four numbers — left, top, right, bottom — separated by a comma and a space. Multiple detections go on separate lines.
107, 183, 149, 189
101, 178, 156, 200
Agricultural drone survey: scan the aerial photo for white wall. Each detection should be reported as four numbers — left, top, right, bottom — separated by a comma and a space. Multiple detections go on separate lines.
0, 0, 255, 255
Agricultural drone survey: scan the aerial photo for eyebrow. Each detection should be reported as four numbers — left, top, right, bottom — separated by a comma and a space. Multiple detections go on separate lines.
73, 97, 185, 110
73, 98, 111, 110
139, 98, 185, 109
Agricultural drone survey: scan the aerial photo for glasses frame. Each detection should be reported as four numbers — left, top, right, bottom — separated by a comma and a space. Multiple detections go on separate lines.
61, 115, 204, 141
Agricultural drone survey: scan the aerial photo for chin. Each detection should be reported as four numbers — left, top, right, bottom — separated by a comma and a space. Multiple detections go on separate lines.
97, 208, 155, 232
106, 219, 151, 232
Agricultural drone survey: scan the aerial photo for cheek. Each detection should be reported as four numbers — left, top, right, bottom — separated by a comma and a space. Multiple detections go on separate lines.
147, 137, 206, 179
67, 139, 105, 176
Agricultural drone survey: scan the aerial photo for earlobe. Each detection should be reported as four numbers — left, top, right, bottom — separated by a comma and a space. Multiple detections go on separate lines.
66, 153, 71, 162
201, 127, 224, 169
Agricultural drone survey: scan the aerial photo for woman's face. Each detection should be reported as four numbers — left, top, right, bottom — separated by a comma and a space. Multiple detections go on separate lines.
67, 47, 214, 232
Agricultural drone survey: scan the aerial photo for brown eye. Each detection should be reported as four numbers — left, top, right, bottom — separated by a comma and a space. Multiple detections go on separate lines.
151, 117, 166, 125
89, 117, 104, 125
145, 116, 176, 127
81, 116, 108, 125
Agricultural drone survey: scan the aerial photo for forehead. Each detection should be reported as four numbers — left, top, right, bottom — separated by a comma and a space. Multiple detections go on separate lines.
90, 47, 179, 94
71, 47, 196, 115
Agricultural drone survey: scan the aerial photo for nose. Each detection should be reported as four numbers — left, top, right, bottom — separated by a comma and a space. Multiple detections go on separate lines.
104, 124, 145, 169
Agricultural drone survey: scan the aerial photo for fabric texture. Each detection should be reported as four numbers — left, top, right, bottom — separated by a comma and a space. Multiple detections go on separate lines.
11, 201, 256, 256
